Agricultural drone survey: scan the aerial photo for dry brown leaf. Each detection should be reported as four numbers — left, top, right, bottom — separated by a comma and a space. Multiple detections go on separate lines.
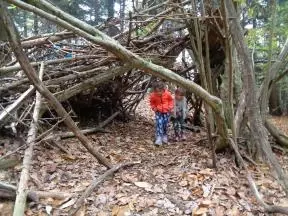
46, 163, 57, 173
193, 207, 208, 215
192, 187, 203, 197
0, 202, 13, 216
112, 204, 133, 216
226, 187, 236, 196
97, 211, 109, 216
179, 180, 188, 187
226, 205, 239, 216
200, 199, 212, 207
134, 181, 153, 189
199, 168, 213, 176
215, 206, 225, 216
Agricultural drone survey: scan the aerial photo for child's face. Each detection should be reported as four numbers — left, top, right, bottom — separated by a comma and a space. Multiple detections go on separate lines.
155, 88, 164, 96
175, 94, 184, 101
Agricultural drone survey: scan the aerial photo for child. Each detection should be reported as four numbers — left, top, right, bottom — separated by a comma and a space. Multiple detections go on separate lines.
149, 81, 174, 145
172, 87, 187, 141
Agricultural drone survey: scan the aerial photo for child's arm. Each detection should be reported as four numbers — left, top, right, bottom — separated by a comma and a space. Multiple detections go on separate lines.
167, 92, 174, 113
182, 97, 188, 119
149, 94, 157, 111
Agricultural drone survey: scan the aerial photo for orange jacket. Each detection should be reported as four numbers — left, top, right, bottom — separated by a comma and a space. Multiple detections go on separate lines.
149, 90, 174, 113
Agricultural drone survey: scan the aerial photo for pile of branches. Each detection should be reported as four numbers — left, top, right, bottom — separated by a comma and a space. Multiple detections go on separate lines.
0, 8, 195, 135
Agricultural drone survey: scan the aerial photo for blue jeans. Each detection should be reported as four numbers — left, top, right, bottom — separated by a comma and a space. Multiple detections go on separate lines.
155, 112, 170, 137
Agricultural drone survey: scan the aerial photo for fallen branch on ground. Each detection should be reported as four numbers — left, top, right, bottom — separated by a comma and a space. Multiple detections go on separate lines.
69, 161, 141, 215
13, 62, 44, 216
0, 181, 72, 201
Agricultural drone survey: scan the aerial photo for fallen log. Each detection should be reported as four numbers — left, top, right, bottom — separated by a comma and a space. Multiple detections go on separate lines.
69, 161, 140, 215
13, 62, 44, 216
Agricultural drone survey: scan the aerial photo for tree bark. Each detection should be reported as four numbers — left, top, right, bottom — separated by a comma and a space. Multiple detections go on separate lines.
0, 3, 112, 169
226, 0, 288, 194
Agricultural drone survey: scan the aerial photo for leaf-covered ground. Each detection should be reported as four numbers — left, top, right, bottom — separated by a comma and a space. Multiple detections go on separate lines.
1, 99, 288, 216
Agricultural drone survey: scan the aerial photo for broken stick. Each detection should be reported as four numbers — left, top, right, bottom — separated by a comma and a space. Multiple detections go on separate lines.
13, 62, 44, 216
0, 181, 72, 201
0, 85, 35, 126
52, 111, 119, 140
69, 161, 140, 215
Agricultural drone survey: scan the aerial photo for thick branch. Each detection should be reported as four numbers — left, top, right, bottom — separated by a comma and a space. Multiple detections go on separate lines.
0, 55, 100, 75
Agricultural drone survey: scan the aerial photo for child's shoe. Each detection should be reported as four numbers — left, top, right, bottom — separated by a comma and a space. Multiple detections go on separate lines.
162, 135, 168, 144
155, 136, 162, 145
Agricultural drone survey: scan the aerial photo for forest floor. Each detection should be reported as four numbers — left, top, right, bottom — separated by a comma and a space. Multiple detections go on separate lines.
1, 98, 288, 216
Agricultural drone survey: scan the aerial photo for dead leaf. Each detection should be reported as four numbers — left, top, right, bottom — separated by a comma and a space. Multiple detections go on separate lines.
202, 185, 210, 197
226, 187, 236, 196
112, 204, 133, 216
45, 205, 52, 215
46, 163, 57, 173
226, 205, 239, 216
215, 206, 225, 216
179, 180, 188, 187
193, 207, 208, 215
200, 199, 212, 207
98, 211, 109, 216
97, 211, 109, 216
134, 181, 153, 189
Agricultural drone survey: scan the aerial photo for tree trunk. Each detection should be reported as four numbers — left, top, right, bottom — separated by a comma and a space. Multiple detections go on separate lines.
107, 0, 114, 18
33, 13, 39, 35
120, 0, 126, 31
23, 11, 28, 37
226, 0, 288, 194
269, 85, 282, 116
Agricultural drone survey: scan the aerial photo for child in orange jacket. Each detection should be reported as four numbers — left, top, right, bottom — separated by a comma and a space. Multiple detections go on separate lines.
149, 81, 174, 145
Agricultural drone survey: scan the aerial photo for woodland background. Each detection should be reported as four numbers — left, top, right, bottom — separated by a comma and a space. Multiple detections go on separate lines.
0, 0, 288, 215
